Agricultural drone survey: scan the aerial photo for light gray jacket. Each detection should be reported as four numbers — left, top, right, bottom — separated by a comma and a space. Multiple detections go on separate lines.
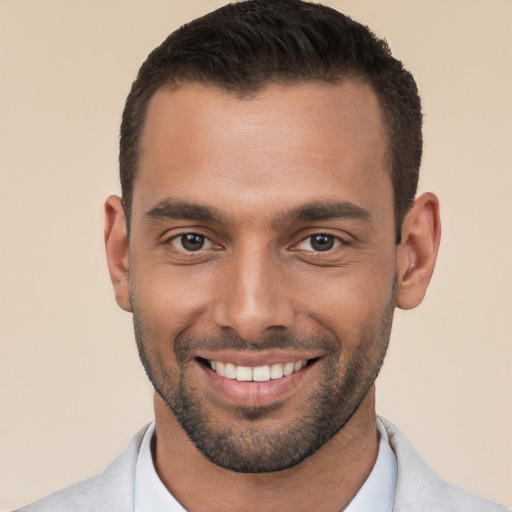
14, 417, 510, 512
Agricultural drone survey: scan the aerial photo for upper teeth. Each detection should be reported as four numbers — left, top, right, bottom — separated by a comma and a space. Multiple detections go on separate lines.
209, 360, 307, 382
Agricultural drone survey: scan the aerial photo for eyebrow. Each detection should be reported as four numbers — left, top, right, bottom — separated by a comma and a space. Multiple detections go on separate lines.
145, 199, 225, 224
144, 198, 371, 226
273, 200, 371, 227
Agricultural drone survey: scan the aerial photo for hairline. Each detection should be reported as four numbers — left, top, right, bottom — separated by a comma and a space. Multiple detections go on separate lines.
124, 74, 400, 241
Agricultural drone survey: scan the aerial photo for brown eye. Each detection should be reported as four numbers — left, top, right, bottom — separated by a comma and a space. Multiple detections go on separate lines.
169, 233, 214, 252
296, 233, 342, 252
180, 233, 205, 251
310, 234, 334, 251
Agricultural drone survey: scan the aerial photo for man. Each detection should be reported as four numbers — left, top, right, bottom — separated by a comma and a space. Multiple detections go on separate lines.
14, 0, 509, 511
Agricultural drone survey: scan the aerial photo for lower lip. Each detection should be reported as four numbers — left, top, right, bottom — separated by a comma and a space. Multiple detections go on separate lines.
198, 361, 316, 408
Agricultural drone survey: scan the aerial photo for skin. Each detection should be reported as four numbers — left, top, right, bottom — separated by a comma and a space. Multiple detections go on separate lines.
105, 80, 440, 511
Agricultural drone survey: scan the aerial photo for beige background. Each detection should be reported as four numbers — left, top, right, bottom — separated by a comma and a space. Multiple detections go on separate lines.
1, 0, 511, 510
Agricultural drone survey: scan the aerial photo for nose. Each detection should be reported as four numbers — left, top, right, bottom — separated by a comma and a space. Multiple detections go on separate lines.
212, 244, 295, 341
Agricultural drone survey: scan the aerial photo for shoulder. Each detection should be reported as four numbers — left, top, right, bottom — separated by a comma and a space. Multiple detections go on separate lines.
379, 417, 510, 512
12, 424, 150, 512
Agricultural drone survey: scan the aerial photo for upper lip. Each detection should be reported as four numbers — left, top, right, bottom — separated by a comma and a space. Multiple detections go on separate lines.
197, 350, 323, 367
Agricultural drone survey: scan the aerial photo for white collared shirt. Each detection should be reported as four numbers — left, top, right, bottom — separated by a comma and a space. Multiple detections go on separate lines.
134, 418, 397, 512
343, 418, 397, 512
134, 421, 186, 512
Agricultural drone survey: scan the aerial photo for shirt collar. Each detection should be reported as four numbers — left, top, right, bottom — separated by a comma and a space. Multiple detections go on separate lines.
134, 421, 187, 512
343, 418, 397, 512
134, 418, 397, 512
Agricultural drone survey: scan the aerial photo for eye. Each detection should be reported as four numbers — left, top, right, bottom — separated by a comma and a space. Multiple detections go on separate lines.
297, 233, 342, 252
169, 233, 215, 252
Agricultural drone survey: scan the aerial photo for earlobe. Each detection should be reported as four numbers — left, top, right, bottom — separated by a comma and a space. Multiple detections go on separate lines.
104, 195, 132, 312
396, 192, 441, 310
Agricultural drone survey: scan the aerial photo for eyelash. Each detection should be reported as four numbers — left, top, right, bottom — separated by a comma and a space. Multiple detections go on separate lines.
167, 233, 217, 252
295, 233, 344, 253
165, 231, 345, 254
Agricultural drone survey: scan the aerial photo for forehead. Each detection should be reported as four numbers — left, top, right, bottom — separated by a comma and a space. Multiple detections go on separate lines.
133, 80, 391, 224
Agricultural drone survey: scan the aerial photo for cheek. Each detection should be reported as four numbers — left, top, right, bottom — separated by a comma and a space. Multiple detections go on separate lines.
131, 263, 215, 335
297, 259, 396, 342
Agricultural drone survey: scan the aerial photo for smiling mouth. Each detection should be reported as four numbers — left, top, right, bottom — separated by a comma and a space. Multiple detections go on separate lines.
197, 357, 319, 382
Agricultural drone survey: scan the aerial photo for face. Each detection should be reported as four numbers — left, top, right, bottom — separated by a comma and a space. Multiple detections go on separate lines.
127, 81, 398, 472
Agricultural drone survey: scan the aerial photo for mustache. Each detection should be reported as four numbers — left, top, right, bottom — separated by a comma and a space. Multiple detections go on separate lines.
174, 331, 336, 361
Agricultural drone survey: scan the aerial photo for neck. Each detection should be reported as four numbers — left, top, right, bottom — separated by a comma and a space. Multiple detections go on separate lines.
152, 388, 379, 512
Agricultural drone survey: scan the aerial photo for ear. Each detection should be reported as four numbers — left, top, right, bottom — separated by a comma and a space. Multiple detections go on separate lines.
104, 195, 132, 312
396, 192, 441, 310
